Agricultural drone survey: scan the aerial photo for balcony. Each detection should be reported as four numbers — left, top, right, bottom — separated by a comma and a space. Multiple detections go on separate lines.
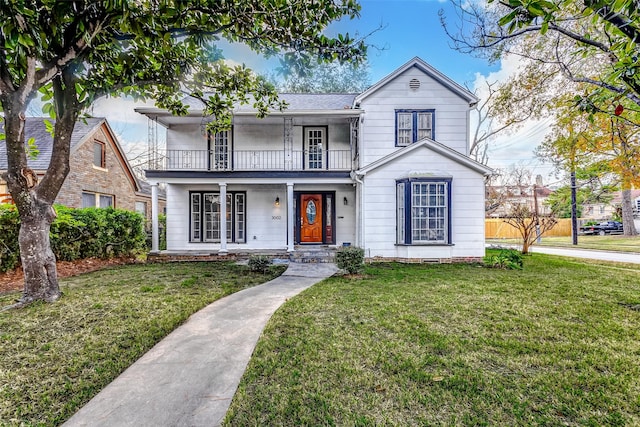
155, 149, 353, 171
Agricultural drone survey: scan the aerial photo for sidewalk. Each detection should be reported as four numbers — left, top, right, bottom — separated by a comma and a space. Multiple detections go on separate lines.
529, 245, 640, 264
489, 243, 640, 264
63, 262, 338, 427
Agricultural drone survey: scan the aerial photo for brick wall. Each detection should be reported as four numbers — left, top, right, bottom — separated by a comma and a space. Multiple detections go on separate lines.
56, 124, 137, 210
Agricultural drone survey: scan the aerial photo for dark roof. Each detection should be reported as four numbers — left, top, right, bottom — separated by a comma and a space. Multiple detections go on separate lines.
137, 180, 166, 199
0, 117, 105, 170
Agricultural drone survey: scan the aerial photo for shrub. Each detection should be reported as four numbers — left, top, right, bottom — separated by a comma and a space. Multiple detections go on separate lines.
484, 249, 524, 270
0, 205, 146, 272
0, 205, 20, 273
159, 213, 167, 250
336, 246, 365, 274
248, 255, 271, 273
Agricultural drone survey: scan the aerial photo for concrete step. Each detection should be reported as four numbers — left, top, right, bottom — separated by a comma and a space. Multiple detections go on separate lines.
290, 246, 337, 263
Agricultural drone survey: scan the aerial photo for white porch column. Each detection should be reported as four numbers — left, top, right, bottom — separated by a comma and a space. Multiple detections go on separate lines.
219, 183, 228, 254
287, 182, 295, 252
150, 183, 159, 253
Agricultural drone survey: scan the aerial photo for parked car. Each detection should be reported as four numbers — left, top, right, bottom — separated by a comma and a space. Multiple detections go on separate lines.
580, 221, 624, 236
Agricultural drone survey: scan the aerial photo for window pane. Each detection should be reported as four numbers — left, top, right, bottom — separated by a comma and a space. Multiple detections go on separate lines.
411, 182, 447, 243
213, 131, 229, 170
204, 194, 220, 242
235, 194, 245, 243
93, 142, 104, 167
307, 128, 324, 169
397, 113, 412, 146
226, 194, 233, 241
191, 194, 201, 241
99, 195, 113, 208
82, 192, 95, 208
135, 201, 147, 217
417, 112, 432, 140
397, 183, 405, 244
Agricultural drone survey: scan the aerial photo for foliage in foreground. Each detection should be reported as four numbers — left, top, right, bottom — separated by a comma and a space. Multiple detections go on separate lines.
0, 262, 285, 426
226, 254, 640, 426
0, 205, 146, 273
248, 255, 272, 274
335, 246, 365, 274
484, 248, 524, 270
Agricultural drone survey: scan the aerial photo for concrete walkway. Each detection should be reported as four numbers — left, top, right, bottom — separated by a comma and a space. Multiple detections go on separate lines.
63, 262, 338, 427
530, 246, 640, 264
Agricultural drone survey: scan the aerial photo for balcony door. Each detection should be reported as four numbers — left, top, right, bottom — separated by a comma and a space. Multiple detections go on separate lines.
304, 127, 326, 170
209, 130, 230, 170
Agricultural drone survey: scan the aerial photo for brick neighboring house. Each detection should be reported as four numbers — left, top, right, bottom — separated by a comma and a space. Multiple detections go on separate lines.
0, 117, 165, 218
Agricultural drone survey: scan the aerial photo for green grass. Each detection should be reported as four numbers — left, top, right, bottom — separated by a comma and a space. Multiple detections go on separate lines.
488, 235, 640, 252
0, 262, 285, 427
225, 255, 640, 426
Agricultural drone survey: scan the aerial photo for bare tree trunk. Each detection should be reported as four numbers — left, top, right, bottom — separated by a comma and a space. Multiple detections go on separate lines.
2, 73, 76, 306
621, 189, 638, 236
18, 201, 60, 303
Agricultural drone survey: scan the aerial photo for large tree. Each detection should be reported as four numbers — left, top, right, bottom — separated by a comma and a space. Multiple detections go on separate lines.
0, 1, 366, 306
537, 100, 639, 234
443, 0, 640, 118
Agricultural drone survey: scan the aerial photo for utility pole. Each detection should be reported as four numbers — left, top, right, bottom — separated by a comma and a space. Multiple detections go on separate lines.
570, 169, 578, 245
533, 183, 541, 243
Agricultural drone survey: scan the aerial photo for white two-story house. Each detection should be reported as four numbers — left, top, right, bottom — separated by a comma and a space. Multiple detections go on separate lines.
137, 57, 492, 262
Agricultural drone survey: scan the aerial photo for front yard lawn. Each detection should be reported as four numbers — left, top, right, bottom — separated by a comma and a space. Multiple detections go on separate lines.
226, 254, 640, 426
0, 262, 285, 426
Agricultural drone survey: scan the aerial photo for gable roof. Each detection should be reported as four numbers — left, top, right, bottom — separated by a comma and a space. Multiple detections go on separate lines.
0, 117, 139, 192
356, 138, 493, 177
0, 117, 106, 170
354, 57, 478, 106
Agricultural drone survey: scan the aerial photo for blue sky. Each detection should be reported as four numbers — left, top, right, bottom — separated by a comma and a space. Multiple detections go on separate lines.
91, 0, 554, 183
222, 0, 498, 87
333, 0, 498, 85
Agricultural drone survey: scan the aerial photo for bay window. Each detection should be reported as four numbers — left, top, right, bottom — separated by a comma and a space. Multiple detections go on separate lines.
397, 178, 451, 244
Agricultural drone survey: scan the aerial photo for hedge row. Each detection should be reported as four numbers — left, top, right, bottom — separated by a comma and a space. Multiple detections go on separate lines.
0, 204, 146, 273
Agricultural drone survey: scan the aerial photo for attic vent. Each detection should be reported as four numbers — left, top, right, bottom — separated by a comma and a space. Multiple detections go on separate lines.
409, 78, 421, 90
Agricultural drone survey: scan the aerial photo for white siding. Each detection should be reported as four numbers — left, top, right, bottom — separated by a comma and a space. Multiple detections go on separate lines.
166, 122, 351, 152
166, 125, 207, 151
361, 146, 486, 260
358, 66, 471, 167
164, 183, 356, 251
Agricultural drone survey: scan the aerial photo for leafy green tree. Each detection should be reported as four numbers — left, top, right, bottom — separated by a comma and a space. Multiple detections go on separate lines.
537, 101, 638, 234
545, 185, 614, 219
0, 1, 366, 306
442, 0, 640, 122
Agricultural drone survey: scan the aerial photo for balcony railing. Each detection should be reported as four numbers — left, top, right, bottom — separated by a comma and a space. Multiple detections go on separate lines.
158, 149, 352, 171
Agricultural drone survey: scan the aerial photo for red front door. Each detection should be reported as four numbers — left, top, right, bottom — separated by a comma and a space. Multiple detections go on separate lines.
300, 194, 323, 243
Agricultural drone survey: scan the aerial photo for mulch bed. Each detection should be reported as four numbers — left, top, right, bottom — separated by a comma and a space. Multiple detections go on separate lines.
0, 257, 140, 294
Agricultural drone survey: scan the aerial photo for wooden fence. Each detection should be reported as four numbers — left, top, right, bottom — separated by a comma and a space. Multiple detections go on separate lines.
486, 218, 573, 239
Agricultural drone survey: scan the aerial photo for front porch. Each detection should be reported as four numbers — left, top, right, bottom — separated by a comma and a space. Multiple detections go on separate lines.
146, 180, 358, 257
